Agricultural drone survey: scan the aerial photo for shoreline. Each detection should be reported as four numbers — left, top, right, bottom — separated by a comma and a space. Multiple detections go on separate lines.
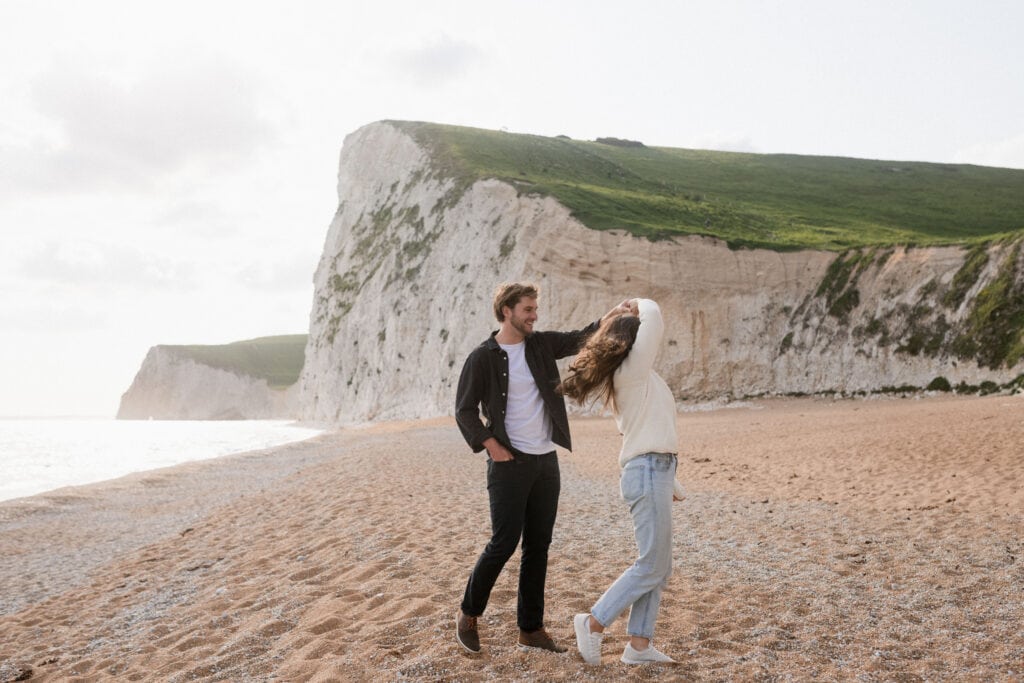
4, 391, 1009, 504
0, 419, 325, 504
1, 394, 1021, 681
0, 432, 341, 617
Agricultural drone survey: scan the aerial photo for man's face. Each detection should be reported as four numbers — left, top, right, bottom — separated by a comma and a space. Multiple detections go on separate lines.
505, 297, 538, 338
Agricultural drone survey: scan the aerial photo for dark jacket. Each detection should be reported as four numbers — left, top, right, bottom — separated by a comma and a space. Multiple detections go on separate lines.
455, 321, 600, 453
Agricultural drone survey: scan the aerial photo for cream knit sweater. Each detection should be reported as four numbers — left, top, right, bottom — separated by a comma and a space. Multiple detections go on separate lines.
613, 299, 686, 499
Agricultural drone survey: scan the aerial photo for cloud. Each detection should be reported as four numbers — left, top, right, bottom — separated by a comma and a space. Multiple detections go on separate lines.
0, 302, 106, 335
17, 240, 197, 289
953, 132, 1024, 170
688, 131, 759, 154
153, 198, 241, 238
235, 251, 320, 293
1, 55, 275, 196
386, 34, 485, 87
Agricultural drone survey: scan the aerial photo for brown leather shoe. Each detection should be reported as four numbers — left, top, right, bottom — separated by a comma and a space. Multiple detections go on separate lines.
456, 612, 481, 654
518, 627, 568, 653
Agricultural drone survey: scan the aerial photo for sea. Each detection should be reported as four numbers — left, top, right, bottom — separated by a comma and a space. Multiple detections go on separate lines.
0, 418, 324, 502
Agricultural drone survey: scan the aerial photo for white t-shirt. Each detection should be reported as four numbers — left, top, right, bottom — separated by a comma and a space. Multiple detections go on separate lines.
499, 341, 555, 454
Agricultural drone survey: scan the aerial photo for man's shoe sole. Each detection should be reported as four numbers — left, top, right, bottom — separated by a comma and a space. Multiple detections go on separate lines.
455, 616, 481, 655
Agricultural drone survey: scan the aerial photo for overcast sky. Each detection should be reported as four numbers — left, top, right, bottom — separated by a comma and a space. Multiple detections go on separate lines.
2, 0, 1022, 417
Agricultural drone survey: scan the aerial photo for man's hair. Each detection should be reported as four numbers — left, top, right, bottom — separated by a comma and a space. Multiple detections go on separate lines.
493, 282, 539, 322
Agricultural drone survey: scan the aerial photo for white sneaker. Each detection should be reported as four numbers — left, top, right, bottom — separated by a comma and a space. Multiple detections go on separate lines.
621, 642, 676, 664
573, 613, 603, 665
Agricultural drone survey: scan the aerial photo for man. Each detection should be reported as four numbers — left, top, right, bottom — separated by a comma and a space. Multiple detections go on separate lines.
454, 282, 625, 655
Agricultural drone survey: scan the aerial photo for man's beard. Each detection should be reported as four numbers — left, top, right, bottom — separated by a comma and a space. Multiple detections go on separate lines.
510, 317, 534, 337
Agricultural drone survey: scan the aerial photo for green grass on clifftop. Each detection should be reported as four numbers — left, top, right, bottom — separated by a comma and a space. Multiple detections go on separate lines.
390, 121, 1024, 251
169, 335, 307, 388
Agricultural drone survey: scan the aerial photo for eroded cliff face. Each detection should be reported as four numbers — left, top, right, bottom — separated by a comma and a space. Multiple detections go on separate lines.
118, 347, 298, 420
299, 122, 1023, 423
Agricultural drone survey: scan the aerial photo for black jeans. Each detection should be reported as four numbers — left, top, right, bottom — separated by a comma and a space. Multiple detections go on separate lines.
461, 450, 560, 631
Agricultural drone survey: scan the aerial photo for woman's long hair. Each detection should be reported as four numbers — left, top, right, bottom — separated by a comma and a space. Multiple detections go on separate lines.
558, 313, 641, 411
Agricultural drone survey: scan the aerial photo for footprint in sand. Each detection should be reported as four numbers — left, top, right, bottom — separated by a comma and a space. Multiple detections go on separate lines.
173, 636, 206, 652
258, 620, 292, 638
288, 566, 325, 582
307, 616, 343, 635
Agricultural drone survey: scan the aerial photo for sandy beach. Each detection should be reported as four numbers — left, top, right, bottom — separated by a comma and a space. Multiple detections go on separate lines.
1, 394, 1022, 682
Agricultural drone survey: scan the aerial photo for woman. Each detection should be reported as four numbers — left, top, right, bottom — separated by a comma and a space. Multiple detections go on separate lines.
559, 298, 685, 666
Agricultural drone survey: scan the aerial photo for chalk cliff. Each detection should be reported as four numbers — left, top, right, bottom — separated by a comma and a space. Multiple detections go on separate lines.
118, 338, 304, 420
299, 122, 1023, 423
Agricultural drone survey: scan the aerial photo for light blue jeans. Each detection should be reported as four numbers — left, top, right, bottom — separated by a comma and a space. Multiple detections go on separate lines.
591, 452, 676, 639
